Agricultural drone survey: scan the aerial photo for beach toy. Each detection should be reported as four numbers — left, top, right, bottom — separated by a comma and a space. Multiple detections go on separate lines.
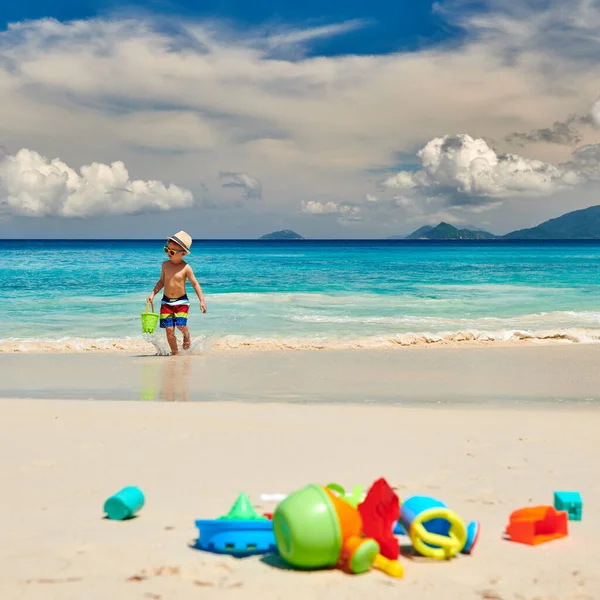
505, 506, 568, 545
326, 483, 365, 508
141, 301, 159, 334
399, 495, 478, 559
393, 521, 407, 535
358, 478, 401, 560
554, 491, 582, 521
273, 483, 403, 578
104, 486, 145, 520
195, 493, 277, 557
463, 520, 481, 554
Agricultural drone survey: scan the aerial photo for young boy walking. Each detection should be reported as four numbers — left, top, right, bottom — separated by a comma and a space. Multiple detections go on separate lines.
147, 231, 207, 355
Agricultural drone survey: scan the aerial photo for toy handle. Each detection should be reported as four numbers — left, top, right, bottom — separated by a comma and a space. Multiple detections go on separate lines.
373, 554, 404, 579
410, 507, 467, 560
146, 301, 155, 314
325, 483, 364, 507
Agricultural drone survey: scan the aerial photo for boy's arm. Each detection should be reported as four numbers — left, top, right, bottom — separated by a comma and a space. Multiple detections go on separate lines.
147, 264, 165, 302
187, 265, 207, 313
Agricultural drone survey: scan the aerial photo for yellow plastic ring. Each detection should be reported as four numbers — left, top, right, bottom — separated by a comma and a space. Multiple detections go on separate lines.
409, 507, 467, 560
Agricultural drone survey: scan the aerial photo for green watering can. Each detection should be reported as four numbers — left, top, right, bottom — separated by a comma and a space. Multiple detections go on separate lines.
141, 301, 159, 334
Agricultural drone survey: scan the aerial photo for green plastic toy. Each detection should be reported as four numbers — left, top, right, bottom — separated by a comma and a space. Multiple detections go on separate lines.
141, 301, 159, 334
272, 483, 403, 578
218, 493, 268, 521
326, 483, 364, 508
274, 484, 342, 568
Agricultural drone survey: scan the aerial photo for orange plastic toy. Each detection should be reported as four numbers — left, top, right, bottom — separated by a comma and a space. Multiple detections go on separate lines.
326, 487, 401, 576
505, 506, 568, 545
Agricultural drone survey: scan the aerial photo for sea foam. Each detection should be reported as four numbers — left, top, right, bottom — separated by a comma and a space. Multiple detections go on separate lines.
2, 328, 600, 353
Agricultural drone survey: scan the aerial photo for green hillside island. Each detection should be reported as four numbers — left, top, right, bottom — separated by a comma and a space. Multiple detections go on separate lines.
400, 222, 497, 240
396, 205, 600, 240
259, 230, 305, 240
503, 205, 600, 239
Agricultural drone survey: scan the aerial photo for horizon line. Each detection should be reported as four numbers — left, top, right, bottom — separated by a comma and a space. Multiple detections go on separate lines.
2, 238, 600, 243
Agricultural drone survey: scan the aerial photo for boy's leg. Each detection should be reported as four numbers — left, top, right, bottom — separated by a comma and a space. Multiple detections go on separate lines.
160, 305, 179, 355
165, 326, 179, 355
174, 303, 190, 350
177, 325, 191, 350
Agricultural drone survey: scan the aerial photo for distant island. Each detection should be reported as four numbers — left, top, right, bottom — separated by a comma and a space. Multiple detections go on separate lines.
259, 229, 305, 240
401, 223, 496, 240
395, 205, 600, 240
503, 205, 600, 239
259, 206, 600, 241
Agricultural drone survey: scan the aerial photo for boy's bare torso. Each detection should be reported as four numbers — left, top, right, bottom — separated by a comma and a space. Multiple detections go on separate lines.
163, 260, 189, 297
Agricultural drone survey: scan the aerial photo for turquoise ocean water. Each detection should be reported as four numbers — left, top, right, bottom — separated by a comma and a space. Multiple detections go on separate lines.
2, 240, 600, 353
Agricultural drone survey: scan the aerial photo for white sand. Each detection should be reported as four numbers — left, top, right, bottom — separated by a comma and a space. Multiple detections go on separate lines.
1, 397, 599, 599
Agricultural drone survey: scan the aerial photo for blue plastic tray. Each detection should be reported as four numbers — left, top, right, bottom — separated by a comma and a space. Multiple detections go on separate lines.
194, 519, 277, 557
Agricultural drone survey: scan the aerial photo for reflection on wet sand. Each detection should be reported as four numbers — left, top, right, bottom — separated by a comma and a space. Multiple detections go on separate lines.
140, 356, 192, 402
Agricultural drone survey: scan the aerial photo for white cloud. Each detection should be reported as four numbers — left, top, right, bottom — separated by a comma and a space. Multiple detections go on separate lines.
302, 200, 340, 214
392, 195, 416, 209
301, 200, 362, 222
219, 171, 262, 200
441, 0, 600, 70
381, 134, 599, 209
258, 19, 368, 56
592, 99, 600, 127
365, 193, 379, 203
0, 148, 194, 217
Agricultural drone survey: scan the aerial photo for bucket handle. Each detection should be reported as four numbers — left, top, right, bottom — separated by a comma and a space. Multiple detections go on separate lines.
145, 301, 155, 314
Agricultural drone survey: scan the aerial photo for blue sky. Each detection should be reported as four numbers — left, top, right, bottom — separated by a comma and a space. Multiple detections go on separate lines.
0, 0, 461, 56
0, 0, 599, 238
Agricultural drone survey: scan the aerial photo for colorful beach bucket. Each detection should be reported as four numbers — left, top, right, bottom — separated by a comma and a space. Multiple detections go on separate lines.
141, 301, 159, 334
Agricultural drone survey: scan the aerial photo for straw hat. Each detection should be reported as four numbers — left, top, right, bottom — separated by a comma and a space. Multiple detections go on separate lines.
167, 230, 192, 253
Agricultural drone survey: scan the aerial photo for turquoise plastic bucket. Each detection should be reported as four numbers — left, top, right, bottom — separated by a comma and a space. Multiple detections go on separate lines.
401, 496, 450, 537
104, 486, 145, 520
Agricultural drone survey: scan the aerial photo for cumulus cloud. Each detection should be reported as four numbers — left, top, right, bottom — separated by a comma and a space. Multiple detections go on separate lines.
381, 134, 600, 209
219, 171, 262, 200
301, 200, 362, 222
0, 148, 194, 217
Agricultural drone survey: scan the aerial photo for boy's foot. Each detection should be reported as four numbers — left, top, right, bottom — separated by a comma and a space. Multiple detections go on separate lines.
183, 335, 191, 351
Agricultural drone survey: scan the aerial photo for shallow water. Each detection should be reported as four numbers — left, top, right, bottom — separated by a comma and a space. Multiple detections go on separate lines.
3, 240, 600, 351
2, 346, 600, 405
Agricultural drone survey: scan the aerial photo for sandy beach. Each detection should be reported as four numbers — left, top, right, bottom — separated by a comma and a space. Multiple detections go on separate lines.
1, 346, 599, 599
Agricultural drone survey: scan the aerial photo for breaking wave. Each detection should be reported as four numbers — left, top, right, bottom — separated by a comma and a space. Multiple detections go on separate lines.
2, 328, 600, 353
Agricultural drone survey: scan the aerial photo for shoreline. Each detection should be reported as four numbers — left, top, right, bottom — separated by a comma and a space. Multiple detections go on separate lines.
2, 331, 600, 354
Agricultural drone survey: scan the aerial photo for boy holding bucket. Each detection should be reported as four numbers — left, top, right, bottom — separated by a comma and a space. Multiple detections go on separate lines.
147, 231, 207, 355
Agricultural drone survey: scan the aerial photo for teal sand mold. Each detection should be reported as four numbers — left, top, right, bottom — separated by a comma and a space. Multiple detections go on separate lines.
104, 486, 145, 520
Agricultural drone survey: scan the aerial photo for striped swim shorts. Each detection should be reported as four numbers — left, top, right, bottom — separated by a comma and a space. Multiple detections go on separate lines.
160, 294, 190, 328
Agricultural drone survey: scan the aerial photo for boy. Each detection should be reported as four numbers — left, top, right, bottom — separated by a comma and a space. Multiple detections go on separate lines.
147, 230, 207, 355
